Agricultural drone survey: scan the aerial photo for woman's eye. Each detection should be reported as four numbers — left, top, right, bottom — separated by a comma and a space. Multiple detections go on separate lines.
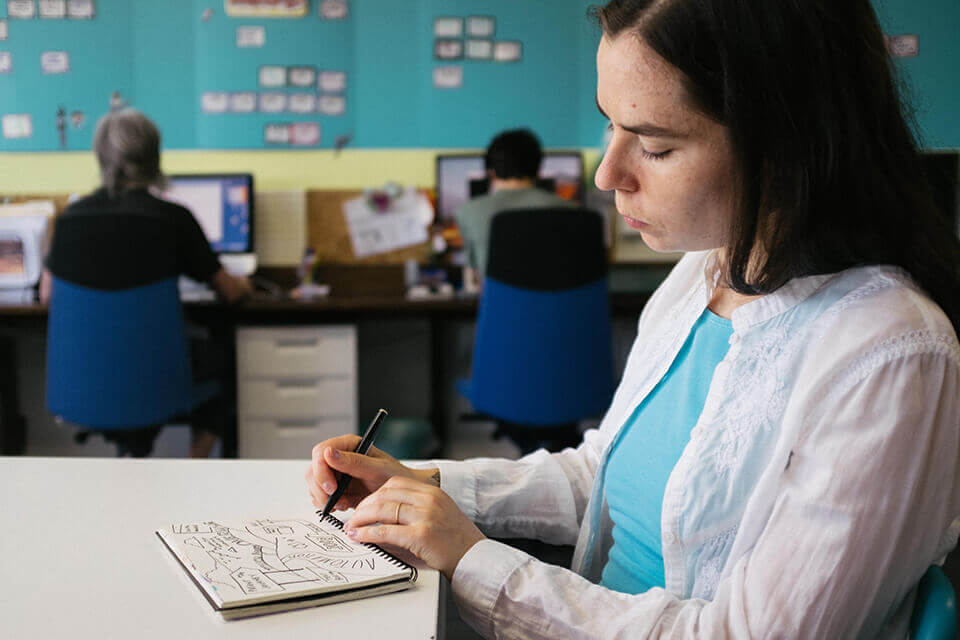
641, 148, 671, 161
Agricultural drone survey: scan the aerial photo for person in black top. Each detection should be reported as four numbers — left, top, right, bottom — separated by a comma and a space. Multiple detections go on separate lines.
42, 108, 252, 457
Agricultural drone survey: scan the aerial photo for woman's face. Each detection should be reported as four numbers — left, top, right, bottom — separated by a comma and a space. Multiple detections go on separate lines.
595, 34, 738, 253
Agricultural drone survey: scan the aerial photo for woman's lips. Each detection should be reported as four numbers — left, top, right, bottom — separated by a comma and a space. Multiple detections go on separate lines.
620, 214, 648, 230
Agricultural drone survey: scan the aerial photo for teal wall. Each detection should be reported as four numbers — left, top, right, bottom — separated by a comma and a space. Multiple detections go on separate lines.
0, 0, 956, 152
872, 0, 960, 150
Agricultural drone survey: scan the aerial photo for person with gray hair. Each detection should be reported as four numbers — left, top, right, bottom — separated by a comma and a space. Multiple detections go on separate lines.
42, 108, 252, 457
93, 107, 164, 197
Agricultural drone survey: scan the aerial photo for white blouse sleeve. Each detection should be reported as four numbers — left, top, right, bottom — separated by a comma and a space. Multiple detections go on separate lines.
423, 425, 609, 545
450, 347, 960, 639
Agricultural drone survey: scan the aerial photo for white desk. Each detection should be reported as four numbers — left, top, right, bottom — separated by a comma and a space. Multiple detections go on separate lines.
0, 457, 441, 639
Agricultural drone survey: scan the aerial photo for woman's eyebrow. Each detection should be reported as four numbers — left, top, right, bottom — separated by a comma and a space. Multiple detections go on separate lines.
596, 94, 686, 139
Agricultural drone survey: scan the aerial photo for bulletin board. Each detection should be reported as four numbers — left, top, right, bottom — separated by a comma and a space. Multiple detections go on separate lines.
0, 0, 957, 153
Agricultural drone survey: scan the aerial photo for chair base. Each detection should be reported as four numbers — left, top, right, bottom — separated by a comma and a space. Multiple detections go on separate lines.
493, 421, 581, 455
75, 425, 162, 457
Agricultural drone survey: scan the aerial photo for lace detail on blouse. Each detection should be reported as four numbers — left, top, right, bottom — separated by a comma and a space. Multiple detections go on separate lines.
833, 330, 960, 397
712, 325, 805, 475
692, 526, 738, 600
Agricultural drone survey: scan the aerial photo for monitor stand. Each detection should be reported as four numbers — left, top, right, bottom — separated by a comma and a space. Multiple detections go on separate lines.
220, 253, 257, 276
0, 287, 36, 305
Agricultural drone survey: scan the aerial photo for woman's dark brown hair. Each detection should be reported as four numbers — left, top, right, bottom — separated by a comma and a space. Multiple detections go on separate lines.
593, 0, 960, 333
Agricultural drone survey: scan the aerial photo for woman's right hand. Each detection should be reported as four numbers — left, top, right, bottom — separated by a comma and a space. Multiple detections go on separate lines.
305, 435, 436, 511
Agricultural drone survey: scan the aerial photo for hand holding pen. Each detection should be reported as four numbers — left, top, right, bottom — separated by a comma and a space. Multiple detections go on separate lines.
306, 409, 441, 515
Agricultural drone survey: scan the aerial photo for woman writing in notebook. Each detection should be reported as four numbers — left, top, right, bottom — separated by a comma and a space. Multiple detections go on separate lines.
307, 0, 960, 637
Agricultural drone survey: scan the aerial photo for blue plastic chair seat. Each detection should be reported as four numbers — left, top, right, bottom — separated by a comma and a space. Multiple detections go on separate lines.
46, 277, 193, 430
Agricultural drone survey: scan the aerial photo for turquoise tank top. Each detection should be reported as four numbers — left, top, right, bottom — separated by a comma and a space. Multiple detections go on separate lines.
601, 309, 733, 594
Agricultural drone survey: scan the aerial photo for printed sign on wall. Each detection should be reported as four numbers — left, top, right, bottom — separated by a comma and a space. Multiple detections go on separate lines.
66, 0, 95, 19
226, 0, 307, 18
39, 0, 67, 19
236, 26, 266, 48
2, 114, 33, 139
433, 66, 463, 89
41, 51, 70, 74
8, 1, 37, 19
320, 0, 348, 20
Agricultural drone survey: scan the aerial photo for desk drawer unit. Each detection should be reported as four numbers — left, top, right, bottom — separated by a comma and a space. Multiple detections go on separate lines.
236, 326, 356, 459
238, 377, 353, 419
238, 417, 354, 460
237, 326, 355, 378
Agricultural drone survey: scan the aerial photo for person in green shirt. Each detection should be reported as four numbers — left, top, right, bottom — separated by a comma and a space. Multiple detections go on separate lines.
454, 129, 571, 291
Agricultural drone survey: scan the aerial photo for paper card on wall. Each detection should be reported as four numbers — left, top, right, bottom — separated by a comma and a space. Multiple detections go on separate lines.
229, 92, 257, 113
0, 52, 12, 74
201, 92, 229, 113
288, 66, 316, 87
41, 51, 70, 74
886, 34, 919, 58
466, 15, 495, 38
434, 39, 463, 60
317, 94, 345, 116
433, 17, 463, 38
258, 65, 286, 88
465, 39, 492, 60
288, 93, 316, 113
264, 123, 291, 144
66, 0, 94, 19
0, 22, 7, 41
433, 66, 463, 89
290, 122, 320, 146
320, 0, 348, 20
8, 1, 37, 19
318, 70, 346, 93
225, 0, 307, 18
39, 0, 66, 18
236, 26, 266, 48
259, 92, 287, 113
2, 114, 32, 139
343, 188, 431, 258
494, 41, 523, 62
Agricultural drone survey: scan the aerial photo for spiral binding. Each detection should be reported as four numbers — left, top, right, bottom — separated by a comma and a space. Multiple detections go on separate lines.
315, 510, 419, 581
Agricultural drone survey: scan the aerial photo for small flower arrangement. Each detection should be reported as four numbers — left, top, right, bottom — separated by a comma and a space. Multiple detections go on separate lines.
364, 181, 404, 213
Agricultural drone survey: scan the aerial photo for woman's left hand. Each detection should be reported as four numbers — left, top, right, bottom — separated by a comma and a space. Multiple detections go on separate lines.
343, 475, 485, 581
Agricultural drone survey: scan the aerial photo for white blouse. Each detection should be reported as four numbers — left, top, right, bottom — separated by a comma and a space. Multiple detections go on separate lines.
430, 251, 960, 639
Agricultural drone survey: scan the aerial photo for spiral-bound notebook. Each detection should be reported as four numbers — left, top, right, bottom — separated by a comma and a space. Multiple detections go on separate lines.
156, 512, 417, 620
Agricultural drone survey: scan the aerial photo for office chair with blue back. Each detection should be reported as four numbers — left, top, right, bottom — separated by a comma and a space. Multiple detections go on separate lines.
458, 207, 615, 454
46, 276, 202, 456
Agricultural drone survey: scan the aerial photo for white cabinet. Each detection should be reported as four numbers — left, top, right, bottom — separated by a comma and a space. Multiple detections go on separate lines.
236, 326, 356, 459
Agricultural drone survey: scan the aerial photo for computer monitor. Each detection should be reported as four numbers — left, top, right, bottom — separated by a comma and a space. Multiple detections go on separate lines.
0, 202, 52, 303
160, 173, 256, 276
160, 174, 254, 255
435, 151, 584, 221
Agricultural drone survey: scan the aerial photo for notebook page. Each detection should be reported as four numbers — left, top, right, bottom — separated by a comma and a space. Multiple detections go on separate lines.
157, 514, 413, 610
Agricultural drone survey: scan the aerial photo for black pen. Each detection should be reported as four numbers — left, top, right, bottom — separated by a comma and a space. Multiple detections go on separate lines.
319, 408, 389, 520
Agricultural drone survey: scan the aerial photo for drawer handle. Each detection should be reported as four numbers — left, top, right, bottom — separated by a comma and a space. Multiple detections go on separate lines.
276, 380, 318, 390
276, 420, 319, 430
275, 338, 320, 348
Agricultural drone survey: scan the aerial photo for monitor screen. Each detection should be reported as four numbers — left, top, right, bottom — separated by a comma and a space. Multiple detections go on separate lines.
435, 152, 584, 221
160, 174, 254, 254
0, 212, 48, 290
0, 237, 25, 276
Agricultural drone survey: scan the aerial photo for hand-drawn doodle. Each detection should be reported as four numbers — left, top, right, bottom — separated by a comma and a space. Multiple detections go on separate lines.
162, 518, 392, 602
